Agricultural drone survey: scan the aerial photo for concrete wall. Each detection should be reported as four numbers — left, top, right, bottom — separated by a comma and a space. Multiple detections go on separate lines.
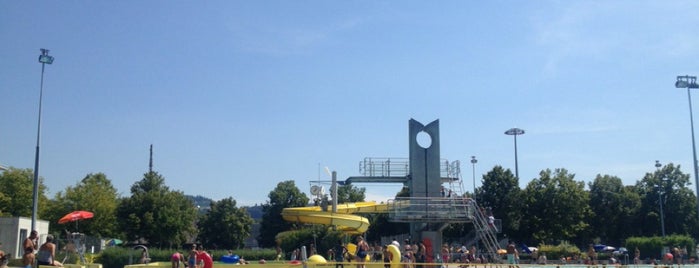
0, 217, 49, 258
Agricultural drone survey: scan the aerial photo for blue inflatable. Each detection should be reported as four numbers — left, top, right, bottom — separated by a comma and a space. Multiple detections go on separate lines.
221, 255, 240, 264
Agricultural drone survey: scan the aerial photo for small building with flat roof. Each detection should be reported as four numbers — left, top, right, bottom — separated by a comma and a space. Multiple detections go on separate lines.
0, 217, 49, 259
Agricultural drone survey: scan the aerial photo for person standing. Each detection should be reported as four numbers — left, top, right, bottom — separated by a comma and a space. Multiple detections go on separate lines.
506, 241, 517, 268
373, 245, 383, 262
415, 242, 426, 268
24, 231, 38, 253
23, 246, 35, 268
587, 244, 597, 265
440, 244, 450, 265
188, 245, 198, 268
335, 240, 348, 268
383, 245, 393, 268
355, 236, 369, 268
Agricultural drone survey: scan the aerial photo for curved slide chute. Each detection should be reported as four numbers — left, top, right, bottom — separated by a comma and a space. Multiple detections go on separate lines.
281, 202, 387, 234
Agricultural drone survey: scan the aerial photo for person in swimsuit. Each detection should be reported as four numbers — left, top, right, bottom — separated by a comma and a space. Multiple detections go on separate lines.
440, 244, 450, 266
23, 247, 34, 268
334, 240, 347, 268
36, 235, 62, 266
355, 236, 369, 268
188, 245, 198, 268
24, 231, 38, 254
383, 245, 392, 268
171, 251, 185, 268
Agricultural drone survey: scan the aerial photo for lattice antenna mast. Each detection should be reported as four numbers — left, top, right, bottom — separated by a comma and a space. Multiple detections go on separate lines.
149, 144, 153, 172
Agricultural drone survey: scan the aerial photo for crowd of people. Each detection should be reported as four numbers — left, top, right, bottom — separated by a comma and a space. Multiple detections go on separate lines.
9, 230, 697, 268
316, 237, 492, 268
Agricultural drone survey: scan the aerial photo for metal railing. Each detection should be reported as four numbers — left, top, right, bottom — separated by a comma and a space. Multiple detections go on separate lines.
387, 197, 474, 223
358, 157, 461, 179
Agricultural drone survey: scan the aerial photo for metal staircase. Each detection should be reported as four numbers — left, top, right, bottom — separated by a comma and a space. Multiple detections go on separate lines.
444, 160, 501, 263
350, 157, 502, 263
469, 200, 501, 262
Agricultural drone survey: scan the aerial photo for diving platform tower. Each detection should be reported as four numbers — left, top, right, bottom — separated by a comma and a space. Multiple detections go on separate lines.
344, 119, 500, 262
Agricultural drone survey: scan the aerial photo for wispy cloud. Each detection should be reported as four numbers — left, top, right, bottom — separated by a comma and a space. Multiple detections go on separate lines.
225, 16, 367, 55
531, 1, 699, 76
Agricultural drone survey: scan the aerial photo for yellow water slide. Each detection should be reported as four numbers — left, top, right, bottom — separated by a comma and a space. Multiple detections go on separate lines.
281, 202, 388, 234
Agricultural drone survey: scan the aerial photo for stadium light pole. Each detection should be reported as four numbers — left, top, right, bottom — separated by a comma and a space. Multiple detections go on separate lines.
655, 160, 666, 238
470, 156, 477, 198
504, 128, 525, 179
675, 75, 699, 222
32, 48, 54, 232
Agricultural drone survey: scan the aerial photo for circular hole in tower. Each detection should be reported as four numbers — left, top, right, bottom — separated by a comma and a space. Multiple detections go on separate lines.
416, 131, 432, 149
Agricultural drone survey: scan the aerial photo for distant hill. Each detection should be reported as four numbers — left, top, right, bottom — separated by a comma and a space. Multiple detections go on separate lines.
185, 195, 263, 219
186, 195, 213, 210
244, 205, 263, 219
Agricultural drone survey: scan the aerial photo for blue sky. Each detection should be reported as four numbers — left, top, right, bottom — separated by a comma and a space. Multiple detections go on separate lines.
2, 1, 699, 206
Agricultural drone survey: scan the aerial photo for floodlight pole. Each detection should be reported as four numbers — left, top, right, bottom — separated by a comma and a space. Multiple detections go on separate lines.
505, 128, 525, 179
470, 156, 477, 198
32, 48, 54, 231
675, 75, 699, 222
655, 160, 666, 238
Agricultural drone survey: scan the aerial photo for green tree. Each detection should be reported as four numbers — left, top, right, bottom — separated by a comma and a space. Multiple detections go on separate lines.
477, 166, 522, 237
258, 180, 309, 247
520, 168, 592, 245
197, 197, 254, 249
336, 184, 366, 203
48, 173, 120, 237
116, 171, 197, 247
588, 175, 641, 244
0, 167, 49, 217
636, 163, 698, 237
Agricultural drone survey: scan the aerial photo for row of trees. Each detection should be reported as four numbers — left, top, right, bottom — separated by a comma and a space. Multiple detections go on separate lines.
2, 162, 698, 250
471, 164, 699, 246
0, 167, 253, 249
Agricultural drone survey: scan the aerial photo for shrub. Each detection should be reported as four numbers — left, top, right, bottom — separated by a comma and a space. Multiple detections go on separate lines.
537, 241, 581, 260
626, 235, 695, 259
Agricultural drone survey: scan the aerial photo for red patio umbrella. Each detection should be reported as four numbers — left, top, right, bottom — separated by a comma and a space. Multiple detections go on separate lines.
58, 211, 94, 224
58, 211, 94, 231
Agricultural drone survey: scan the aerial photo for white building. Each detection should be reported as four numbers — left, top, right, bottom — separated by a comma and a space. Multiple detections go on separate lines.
0, 217, 49, 259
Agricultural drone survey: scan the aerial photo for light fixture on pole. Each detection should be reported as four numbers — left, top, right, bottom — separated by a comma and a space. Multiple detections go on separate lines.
470, 156, 477, 198
504, 127, 525, 179
655, 160, 666, 238
32, 48, 54, 232
675, 75, 699, 221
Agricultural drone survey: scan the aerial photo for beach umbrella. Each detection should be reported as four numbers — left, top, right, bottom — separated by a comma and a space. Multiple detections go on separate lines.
603, 246, 616, 252
58, 210, 94, 231
593, 244, 606, 252
106, 239, 123, 246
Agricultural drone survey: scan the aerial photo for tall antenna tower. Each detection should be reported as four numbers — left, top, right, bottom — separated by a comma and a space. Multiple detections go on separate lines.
149, 144, 153, 172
